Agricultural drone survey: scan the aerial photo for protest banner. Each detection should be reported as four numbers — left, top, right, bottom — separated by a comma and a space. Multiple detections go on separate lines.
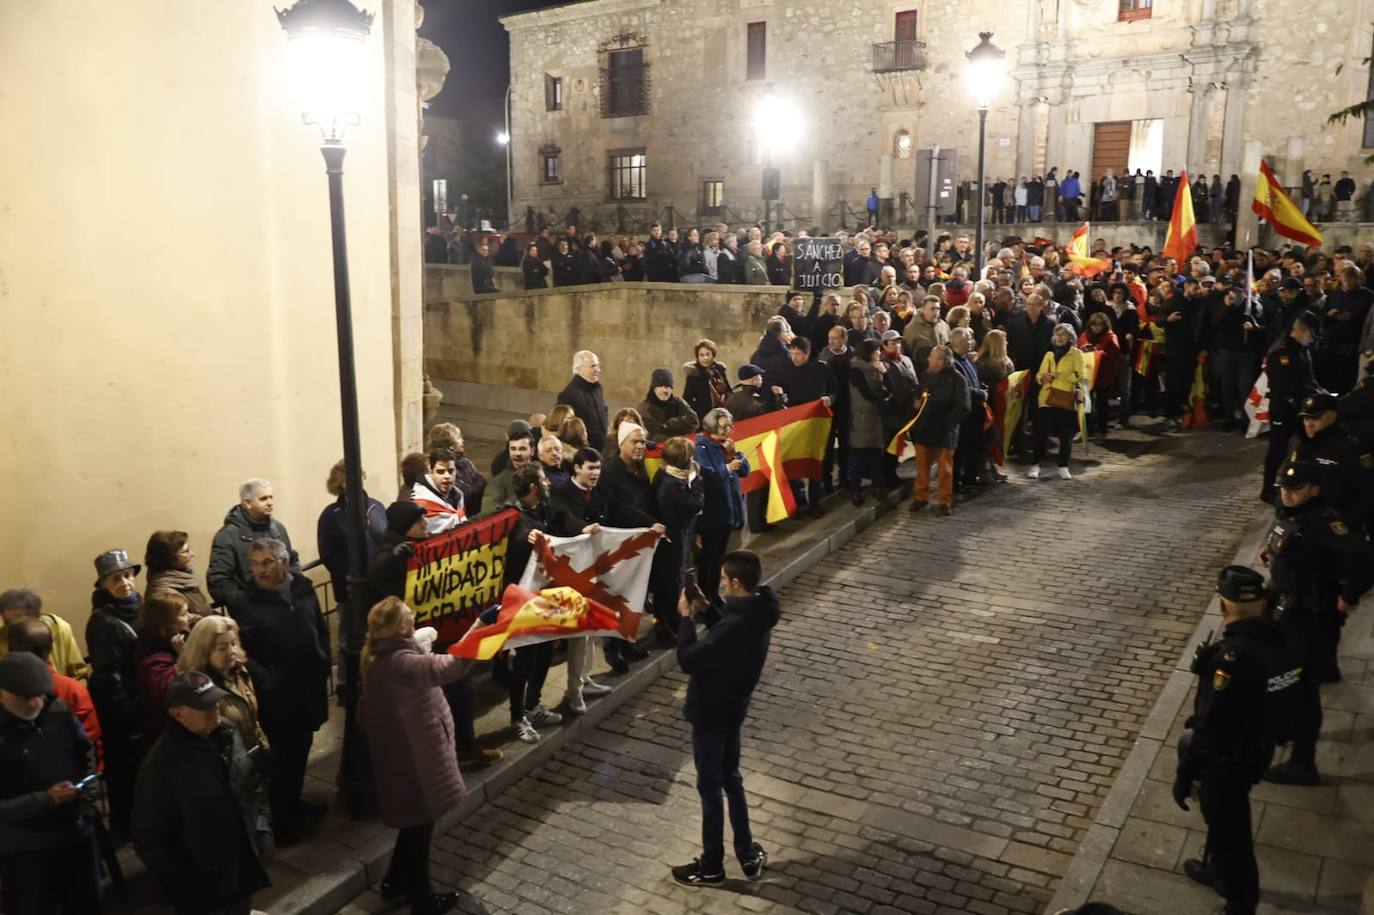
449, 584, 624, 660
519, 527, 660, 638
404, 508, 519, 644
791, 236, 844, 291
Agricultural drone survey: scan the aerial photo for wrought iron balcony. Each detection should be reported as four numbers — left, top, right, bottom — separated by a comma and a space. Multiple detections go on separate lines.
871, 39, 926, 74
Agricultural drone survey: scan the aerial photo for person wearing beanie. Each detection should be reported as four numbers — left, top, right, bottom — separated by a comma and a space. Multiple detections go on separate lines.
367, 502, 430, 605
637, 368, 700, 443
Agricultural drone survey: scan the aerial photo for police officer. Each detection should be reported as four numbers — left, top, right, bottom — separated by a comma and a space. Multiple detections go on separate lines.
1175, 566, 1302, 915
1260, 310, 1320, 504
1336, 373, 1374, 446
1261, 461, 1374, 785
1282, 390, 1374, 533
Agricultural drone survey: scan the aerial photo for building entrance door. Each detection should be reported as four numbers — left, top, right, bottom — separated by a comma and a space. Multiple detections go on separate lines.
1091, 121, 1131, 184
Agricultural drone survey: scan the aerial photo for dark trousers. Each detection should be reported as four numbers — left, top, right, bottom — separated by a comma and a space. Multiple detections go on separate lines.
745, 489, 768, 532
1212, 349, 1255, 423
265, 724, 314, 829
508, 642, 553, 723
848, 447, 883, 490
692, 723, 753, 872
1164, 355, 1193, 419
954, 418, 985, 486
1032, 407, 1075, 466
697, 525, 732, 607
0, 836, 102, 915
385, 821, 435, 900
103, 731, 143, 838
442, 677, 477, 751
1199, 764, 1259, 914
1280, 614, 1324, 768
824, 415, 850, 489
1261, 420, 1292, 497
881, 427, 904, 487
650, 536, 689, 631
1088, 388, 1111, 434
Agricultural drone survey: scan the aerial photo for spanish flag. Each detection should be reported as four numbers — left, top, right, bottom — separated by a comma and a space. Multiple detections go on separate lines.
1163, 169, 1198, 266
1076, 349, 1100, 443
1252, 159, 1323, 247
1002, 370, 1031, 458
1180, 355, 1211, 430
450, 584, 623, 660
1067, 222, 1112, 277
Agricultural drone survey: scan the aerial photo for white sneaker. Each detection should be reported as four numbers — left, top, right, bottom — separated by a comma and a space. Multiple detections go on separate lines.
1026, 465, 1041, 479
514, 718, 541, 743
1057, 466, 1072, 480
580, 677, 612, 696
527, 704, 563, 727
564, 691, 587, 715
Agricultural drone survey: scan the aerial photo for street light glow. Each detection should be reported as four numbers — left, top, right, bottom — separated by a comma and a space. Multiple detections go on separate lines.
496, 130, 510, 145
752, 91, 799, 154
277, 0, 375, 140
965, 31, 1006, 110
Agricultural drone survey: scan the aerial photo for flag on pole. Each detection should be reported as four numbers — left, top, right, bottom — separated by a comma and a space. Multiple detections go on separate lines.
1076, 349, 1100, 443
1067, 222, 1112, 277
1163, 169, 1198, 266
885, 392, 931, 461
1245, 372, 1270, 439
1002, 370, 1031, 457
1180, 355, 1211, 430
1252, 159, 1323, 247
449, 584, 624, 660
518, 527, 661, 639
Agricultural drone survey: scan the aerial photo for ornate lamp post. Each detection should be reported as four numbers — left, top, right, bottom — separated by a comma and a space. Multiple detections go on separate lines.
276, 0, 376, 817
965, 31, 1005, 275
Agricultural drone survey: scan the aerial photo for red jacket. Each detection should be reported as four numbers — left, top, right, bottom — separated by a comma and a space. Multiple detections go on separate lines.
50, 664, 103, 771
1078, 330, 1122, 390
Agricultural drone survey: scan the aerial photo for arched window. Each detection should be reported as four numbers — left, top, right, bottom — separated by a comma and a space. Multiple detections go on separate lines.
894, 129, 913, 159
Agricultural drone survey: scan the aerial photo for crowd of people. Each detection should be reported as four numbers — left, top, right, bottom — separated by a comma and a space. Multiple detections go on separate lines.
12, 207, 1374, 913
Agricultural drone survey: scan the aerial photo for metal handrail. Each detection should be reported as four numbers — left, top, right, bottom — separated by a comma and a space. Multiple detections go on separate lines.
872, 39, 927, 73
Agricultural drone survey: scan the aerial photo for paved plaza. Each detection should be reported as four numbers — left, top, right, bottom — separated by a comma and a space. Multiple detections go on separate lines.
336, 427, 1307, 915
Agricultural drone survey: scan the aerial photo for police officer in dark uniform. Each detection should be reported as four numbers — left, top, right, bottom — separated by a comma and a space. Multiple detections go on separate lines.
1260, 310, 1320, 504
1282, 390, 1374, 532
1261, 461, 1374, 785
1175, 566, 1303, 915
1337, 373, 1374, 446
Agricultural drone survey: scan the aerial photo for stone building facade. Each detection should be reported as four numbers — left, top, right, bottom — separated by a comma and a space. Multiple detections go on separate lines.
502, 0, 1374, 231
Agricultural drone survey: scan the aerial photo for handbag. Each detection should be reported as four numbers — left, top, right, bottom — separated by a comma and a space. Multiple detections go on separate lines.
1044, 385, 1076, 411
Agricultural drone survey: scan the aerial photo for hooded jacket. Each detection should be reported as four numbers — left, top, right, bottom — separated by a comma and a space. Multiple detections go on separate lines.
677, 586, 781, 729
208, 505, 300, 613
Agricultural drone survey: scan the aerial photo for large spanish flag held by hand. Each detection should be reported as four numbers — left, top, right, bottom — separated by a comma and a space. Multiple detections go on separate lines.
1163, 169, 1198, 266
449, 584, 623, 660
1067, 223, 1112, 277
1253, 159, 1323, 247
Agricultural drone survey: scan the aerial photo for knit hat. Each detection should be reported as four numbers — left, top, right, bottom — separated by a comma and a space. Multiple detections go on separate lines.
386, 501, 427, 535
650, 368, 674, 389
617, 422, 647, 446
738, 364, 765, 380
0, 652, 52, 699
506, 419, 533, 440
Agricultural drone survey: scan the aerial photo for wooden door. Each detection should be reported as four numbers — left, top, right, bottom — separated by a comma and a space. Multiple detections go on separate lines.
894, 10, 917, 67
1091, 121, 1131, 182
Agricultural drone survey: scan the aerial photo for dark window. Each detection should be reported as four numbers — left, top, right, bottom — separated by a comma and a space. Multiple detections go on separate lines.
545, 75, 563, 112
895, 10, 917, 42
701, 179, 724, 215
607, 149, 646, 200
746, 22, 766, 81
1118, 0, 1151, 21
602, 48, 648, 118
540, 146, 562, 184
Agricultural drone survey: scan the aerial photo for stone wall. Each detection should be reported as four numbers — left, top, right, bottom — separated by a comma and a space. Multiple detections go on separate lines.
501, 0, 1374, 234
424, 266, 792, 408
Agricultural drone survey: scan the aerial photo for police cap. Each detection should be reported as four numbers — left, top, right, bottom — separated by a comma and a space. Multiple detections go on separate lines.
1277, 460, 1322, 489
1298, 391, 1339, 417
1293, 310, 1324, 335
1216, 565, 1266, 603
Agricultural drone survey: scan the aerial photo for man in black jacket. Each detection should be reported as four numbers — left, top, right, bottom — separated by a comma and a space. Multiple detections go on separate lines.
134, 672, 271, 915
1160, 279, 1204, 431
777, 292, 819, 344
671, 550, 778, 888
1261, 311, 1321, 503
470, 238, 498, 293
0, 653, 101, 914
558, 351, 610, 450
595, 424, 663, 671
208, 478, 301, 614
779, 338, 835, 516
908, 345, 971, 517
235, 538, 329, 842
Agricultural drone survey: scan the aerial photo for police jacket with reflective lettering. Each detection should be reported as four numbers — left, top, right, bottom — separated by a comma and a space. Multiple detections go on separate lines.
1266, 499, 1374, 610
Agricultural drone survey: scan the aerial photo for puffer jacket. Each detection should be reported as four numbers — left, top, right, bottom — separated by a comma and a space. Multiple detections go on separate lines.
694, 434, 750, 529
848, 361, 889, 450
207, 505, 300, 613
637, 391, 700, 442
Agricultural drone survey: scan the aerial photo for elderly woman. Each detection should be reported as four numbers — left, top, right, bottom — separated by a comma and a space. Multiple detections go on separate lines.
693, 409, 750, 611
637, 368, 701, 442
683, 338, 731, 421
177, 614, 269, 753
743, 240, 769, 284
848, 339, 890, 505
363, 597, 474, 915
145, 530, 214, 622
1028, 323, 1087, 480
87, 547, 146, 836
133, 590, 192, 738
649, 435, 705, 643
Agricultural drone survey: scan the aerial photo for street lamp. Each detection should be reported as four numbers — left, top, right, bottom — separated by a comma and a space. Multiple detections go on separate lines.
752, 90, 798, 232
497, 120, 512, 231
965, 31, 1005, 276
277, 0, 376, 818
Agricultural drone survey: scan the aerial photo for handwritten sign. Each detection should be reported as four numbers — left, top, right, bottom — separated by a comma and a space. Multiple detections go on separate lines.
792, 236, 844, 291
404, 509, 519, 644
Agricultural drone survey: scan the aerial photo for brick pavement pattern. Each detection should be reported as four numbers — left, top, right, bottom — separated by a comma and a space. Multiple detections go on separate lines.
346, 430, 1266, 915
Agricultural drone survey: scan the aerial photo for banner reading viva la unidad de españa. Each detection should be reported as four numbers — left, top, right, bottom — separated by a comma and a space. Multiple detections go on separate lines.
404, 508, 519, 644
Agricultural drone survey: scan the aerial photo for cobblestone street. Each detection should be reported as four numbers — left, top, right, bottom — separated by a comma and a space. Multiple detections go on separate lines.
349, 428, 1267, 915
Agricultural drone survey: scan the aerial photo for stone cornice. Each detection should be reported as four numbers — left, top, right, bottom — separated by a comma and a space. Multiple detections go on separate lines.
500, 0, 660, 32
1012, 41, 1255, 100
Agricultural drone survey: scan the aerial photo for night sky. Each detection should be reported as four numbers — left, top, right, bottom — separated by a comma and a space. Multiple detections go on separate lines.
419, 0, 570, 129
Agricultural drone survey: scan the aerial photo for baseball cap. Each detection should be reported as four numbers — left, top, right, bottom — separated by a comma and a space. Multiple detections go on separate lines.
165, 671, 228, 711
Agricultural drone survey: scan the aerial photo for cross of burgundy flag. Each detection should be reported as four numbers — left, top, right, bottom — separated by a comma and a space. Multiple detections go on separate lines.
518, 527, 661, 639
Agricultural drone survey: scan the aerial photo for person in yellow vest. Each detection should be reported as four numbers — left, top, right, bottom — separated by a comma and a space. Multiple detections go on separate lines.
0, 588, 90, 681
1027, 324, 1087, 481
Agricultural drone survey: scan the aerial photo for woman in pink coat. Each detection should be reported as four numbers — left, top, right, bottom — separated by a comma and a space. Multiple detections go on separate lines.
361, 597, 474, 915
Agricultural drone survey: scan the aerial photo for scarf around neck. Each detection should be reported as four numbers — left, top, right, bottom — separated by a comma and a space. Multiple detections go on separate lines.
148, 568, 202, 592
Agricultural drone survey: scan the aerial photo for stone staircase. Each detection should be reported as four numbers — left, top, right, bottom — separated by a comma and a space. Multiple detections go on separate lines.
427, 379, 560, 469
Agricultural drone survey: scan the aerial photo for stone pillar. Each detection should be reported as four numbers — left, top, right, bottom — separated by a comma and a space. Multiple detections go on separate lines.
1186, 84, 1213, 174
1193, 0, 1218, 44
1236, 139, 1264, 247
1016, 101, 1039, 184
1283, 136, 1305, 189
1046, 102, 1067, 173
1025, 0, 1042, 45
878, 154, 894, 224
812, 160, 830, 226
1218, 79, 1248, 180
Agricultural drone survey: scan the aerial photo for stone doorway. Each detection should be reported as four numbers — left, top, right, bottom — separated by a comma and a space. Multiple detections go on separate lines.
1091, 120, 1132, 183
